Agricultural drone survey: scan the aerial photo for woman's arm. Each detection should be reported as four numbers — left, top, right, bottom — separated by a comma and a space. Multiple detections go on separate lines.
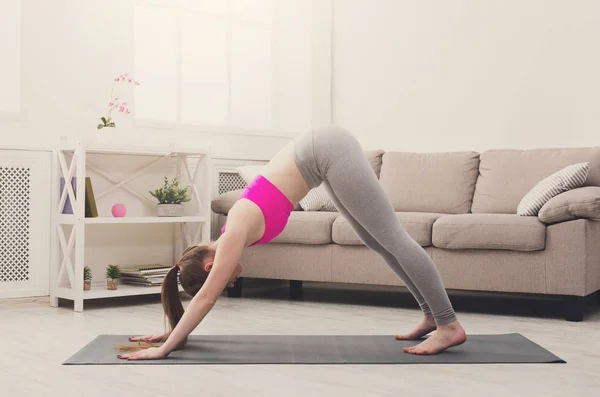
119, 228, 248, 360
118, 202, 257, 361
159, 227, 247, 354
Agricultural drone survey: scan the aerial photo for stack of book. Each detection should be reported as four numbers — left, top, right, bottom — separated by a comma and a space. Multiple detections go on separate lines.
120, 264, 177, 287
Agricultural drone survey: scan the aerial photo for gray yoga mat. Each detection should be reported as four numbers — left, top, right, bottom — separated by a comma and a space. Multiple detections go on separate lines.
63, 333, 564, 365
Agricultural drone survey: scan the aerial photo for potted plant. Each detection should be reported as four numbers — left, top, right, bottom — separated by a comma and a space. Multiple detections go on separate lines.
149, 177, 191, 217
105, 264, 121, 290
97, 72, 139, 130
84, 266, 92, 291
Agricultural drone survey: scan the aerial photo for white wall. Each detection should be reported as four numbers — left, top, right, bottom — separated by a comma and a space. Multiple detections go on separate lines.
332, 0, 600, 153
4, 1, 599, 159
0, 0, 330, 161
0, 0, 331, 291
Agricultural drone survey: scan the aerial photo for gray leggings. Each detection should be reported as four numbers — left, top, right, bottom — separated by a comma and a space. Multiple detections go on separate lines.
293, 125, 457, 325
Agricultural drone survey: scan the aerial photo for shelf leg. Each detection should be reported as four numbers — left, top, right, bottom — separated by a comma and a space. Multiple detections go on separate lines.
74, 298, 83, 312
73, 143, 86, 312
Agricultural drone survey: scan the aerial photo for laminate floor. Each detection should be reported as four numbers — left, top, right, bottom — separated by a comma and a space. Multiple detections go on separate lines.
2, 281, 599, 397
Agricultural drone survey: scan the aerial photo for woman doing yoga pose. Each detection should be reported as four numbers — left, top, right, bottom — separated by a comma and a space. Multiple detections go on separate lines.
118, 125, 467, 360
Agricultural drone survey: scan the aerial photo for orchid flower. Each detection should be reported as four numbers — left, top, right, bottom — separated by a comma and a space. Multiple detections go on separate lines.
97, 73, 139, 129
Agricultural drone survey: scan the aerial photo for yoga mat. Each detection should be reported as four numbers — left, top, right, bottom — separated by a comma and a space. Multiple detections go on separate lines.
63, 333, 564, 365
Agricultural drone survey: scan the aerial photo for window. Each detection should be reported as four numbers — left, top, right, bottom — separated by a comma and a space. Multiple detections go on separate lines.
133, 0, 318, 136
0, 0, 21, 115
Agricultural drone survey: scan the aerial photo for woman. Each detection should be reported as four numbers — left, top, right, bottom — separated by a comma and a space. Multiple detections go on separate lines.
118, 125, 466, 360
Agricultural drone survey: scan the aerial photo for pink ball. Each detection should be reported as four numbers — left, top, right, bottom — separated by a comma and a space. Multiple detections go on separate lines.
111, 204, 127, 217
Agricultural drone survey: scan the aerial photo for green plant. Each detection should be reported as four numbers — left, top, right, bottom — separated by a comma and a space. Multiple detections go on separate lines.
84, 266, 92, 281
149, 177, 191, 205
105, 264, 121, 280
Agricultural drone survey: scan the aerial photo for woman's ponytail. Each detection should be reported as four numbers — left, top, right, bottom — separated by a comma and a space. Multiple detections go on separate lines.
161, 265, 184, 331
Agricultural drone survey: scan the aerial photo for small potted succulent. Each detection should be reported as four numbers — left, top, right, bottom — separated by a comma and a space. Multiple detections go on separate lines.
84, 266, 92, 291
105, 264, 121, 290
149, 177, 191, 217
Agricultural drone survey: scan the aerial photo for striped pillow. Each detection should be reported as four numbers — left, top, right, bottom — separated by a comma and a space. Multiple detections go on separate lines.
299, 184, 338, 212
517, 162, 590, 216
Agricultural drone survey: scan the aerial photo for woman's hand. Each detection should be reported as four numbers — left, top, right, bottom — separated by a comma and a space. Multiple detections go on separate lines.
117, 346, 169, 361
128, 333, 170, 343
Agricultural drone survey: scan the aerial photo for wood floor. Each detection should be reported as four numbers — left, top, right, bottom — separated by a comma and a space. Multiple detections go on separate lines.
2, 281, 600, 397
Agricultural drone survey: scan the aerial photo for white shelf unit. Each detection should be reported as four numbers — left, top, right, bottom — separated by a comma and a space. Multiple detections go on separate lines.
50, 141, 211, 312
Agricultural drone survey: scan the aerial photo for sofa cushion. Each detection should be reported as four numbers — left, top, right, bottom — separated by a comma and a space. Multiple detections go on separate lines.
432, 214, 546, 251
472, 147, 600, 214
274, 212, 339, 244
219, 212, 339, 245
211, 189, 243, 215
299, 183, 337, 211
517, 162, 590, 216
538, 186, 600, 224
379, 151, 480, 214
365, 150, 385, 179
332, 212, 445, 247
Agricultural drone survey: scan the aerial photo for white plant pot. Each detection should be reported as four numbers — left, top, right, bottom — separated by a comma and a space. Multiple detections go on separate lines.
157, 204, 184, 217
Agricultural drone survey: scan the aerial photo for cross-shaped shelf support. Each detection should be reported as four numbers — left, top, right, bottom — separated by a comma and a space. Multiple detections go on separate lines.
49, 142, 211, 312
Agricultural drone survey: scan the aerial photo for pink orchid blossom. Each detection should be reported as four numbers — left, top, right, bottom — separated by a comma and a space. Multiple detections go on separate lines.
99, 73, 139, 129
112, 73, 140, 86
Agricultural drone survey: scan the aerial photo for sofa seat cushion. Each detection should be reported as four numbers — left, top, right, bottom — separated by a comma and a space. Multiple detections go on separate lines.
217, 211, 338, 244
432, 214, 546, 251
332, 212, 445, 247
272, 212, 339, 244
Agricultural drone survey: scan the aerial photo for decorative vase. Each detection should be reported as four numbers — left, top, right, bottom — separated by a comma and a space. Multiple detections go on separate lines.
157, 204, 184, 217
87, 129, 110, 145
84, 280, 91, 291
107, 278, 119, 290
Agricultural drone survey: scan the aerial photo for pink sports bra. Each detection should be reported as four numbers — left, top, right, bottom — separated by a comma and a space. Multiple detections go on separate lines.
221, 175, 294, 246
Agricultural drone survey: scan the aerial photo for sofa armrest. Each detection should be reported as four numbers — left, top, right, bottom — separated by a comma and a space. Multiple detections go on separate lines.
211, 189, 243, 215
538, 187, 600, 224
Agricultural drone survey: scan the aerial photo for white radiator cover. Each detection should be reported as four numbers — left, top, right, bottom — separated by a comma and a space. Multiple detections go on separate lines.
0, 150, 50, 298
218, 171, 247, 195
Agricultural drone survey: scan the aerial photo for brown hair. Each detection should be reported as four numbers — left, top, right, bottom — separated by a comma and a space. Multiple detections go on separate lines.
115, 244, 215, 352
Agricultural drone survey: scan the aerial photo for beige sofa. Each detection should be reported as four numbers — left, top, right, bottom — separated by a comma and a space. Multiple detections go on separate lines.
211, 147, 600, 321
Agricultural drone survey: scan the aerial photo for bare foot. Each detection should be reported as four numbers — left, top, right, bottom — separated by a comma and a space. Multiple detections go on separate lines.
395, 315, 437, 340
404, 321, 466, 355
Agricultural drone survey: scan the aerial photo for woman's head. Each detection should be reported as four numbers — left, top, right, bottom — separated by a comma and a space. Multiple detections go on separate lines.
161, 243, 216, 331
161, 242, 243, 331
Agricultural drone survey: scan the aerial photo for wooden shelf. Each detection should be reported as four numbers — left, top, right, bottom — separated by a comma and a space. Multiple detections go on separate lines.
57, 215, 206, 225
83, 282, 184, 300
58, 143, 208, 157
